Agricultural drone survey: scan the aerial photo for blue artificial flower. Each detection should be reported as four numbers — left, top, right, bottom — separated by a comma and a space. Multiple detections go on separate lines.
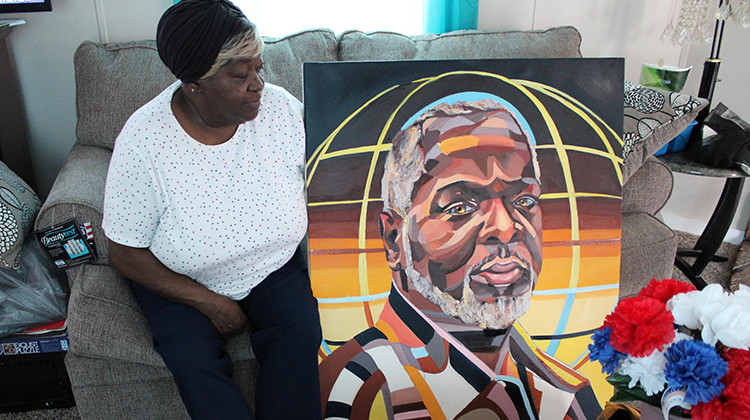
589, 327, 625, 375
664, 339, 728, 404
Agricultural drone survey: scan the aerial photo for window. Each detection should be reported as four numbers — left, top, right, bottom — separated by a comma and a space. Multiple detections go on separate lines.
232, 0, 423, 38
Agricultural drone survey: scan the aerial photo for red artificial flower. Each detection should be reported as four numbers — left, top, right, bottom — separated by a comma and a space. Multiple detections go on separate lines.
692, 397, 723, 420
721, 348, 750, 385
603, 296, 675, 357
719, 377, 750, 418
637, 278, 697, 304
692, 377, 750, 419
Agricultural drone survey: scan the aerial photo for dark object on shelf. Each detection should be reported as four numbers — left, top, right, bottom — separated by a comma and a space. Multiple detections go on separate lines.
0, 0, 52, 14
689, 103, 750, 175
0, 332, 75, 413
0, 353, 74, 413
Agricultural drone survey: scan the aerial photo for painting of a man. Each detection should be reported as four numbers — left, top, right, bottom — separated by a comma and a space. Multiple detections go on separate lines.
319, 99, 601, 419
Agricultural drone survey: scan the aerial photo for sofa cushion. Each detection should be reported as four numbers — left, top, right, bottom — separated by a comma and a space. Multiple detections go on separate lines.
66, 353, 258, 419
64, 353, 191, 420
0, 161, 42, 269
66, 264, 162, 365
622, 156, 673, 215
622, 81, 708, 183
262, 28, 338, 101
74, 40, 176, 150
74, 29, 338, 151
67, 264, 255, 365
338, 26, 582, 61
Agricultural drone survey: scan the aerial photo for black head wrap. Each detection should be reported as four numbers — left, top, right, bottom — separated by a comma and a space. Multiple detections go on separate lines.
157, 0, 248, 83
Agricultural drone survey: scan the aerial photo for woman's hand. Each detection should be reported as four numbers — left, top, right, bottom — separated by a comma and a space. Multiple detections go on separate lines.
108, 240, 249, 338
200, 293, 249, 338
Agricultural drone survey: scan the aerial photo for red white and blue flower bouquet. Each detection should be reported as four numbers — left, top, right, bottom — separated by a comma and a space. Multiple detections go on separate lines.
589, 279, 750, 419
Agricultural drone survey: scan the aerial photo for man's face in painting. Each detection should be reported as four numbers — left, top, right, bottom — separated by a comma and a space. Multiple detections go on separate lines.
381, 107, 543, 329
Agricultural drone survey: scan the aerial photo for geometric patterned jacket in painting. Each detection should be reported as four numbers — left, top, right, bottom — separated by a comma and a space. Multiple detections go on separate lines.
319, 286, 602, 420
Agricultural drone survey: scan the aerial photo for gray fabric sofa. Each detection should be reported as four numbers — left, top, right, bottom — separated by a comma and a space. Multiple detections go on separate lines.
36, 26, 705, 418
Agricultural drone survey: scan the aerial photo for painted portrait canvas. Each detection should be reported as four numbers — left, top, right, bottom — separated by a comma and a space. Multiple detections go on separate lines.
304, 59, 624, 419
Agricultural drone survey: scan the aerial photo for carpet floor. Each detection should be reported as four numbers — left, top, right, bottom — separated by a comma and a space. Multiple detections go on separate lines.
1, 230, 744, 420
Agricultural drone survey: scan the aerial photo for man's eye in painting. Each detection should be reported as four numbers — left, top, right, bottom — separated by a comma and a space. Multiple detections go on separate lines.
441, 201, 479, 216
513, 196, 538, 210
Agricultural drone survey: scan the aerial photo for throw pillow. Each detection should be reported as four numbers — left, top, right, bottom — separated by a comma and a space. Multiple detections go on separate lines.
622, 81, 708, 182
0, 161, 42, 269
74, 40, 176, 151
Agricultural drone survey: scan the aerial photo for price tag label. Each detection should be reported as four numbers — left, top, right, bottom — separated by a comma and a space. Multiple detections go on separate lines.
661, 387, 691, 420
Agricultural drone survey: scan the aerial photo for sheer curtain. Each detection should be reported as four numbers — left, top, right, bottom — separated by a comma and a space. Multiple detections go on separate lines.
231, 0, 423, 37
423, 0, 478, 33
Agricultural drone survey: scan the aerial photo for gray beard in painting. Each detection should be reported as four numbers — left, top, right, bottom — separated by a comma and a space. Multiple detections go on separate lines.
400, 219, 535, 330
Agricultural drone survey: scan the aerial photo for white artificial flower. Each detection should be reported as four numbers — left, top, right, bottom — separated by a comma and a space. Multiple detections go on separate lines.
696, 285, 731, 327
618, 332, 691, 397
668, 289, 702, 329
709, 303, 750, 349
619, 351, 668, 396
668, 284, 731, 333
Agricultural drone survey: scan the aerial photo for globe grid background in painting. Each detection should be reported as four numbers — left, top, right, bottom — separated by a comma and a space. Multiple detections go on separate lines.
305, 71, 624, 403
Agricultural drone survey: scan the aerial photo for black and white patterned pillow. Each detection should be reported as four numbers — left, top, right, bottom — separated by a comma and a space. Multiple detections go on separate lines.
622, 81, 708, 182
0, 162, 42, 269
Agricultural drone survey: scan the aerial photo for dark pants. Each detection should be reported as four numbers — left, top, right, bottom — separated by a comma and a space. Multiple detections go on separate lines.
131, 250, 323, 420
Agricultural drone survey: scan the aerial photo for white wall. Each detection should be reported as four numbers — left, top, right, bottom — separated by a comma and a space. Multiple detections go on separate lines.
479, 0, 749, 243
3, 0, 748, 242
478, 0, 682, 82
2, 0, 171, 198
4, 0, 96, 198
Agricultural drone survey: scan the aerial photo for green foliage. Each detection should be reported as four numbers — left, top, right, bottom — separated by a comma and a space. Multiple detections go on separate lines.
606, 373, 661, 407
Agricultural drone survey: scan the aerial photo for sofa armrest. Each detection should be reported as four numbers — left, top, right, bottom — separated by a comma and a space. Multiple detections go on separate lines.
36, 144, 112, 267
622, 157, 674, 215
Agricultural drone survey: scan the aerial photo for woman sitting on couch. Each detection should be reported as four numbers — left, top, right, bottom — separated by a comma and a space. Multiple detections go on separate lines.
102, 1, 321, 418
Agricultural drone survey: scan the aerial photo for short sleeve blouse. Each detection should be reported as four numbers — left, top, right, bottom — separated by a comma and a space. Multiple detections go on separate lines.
102, 81, 307, 300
